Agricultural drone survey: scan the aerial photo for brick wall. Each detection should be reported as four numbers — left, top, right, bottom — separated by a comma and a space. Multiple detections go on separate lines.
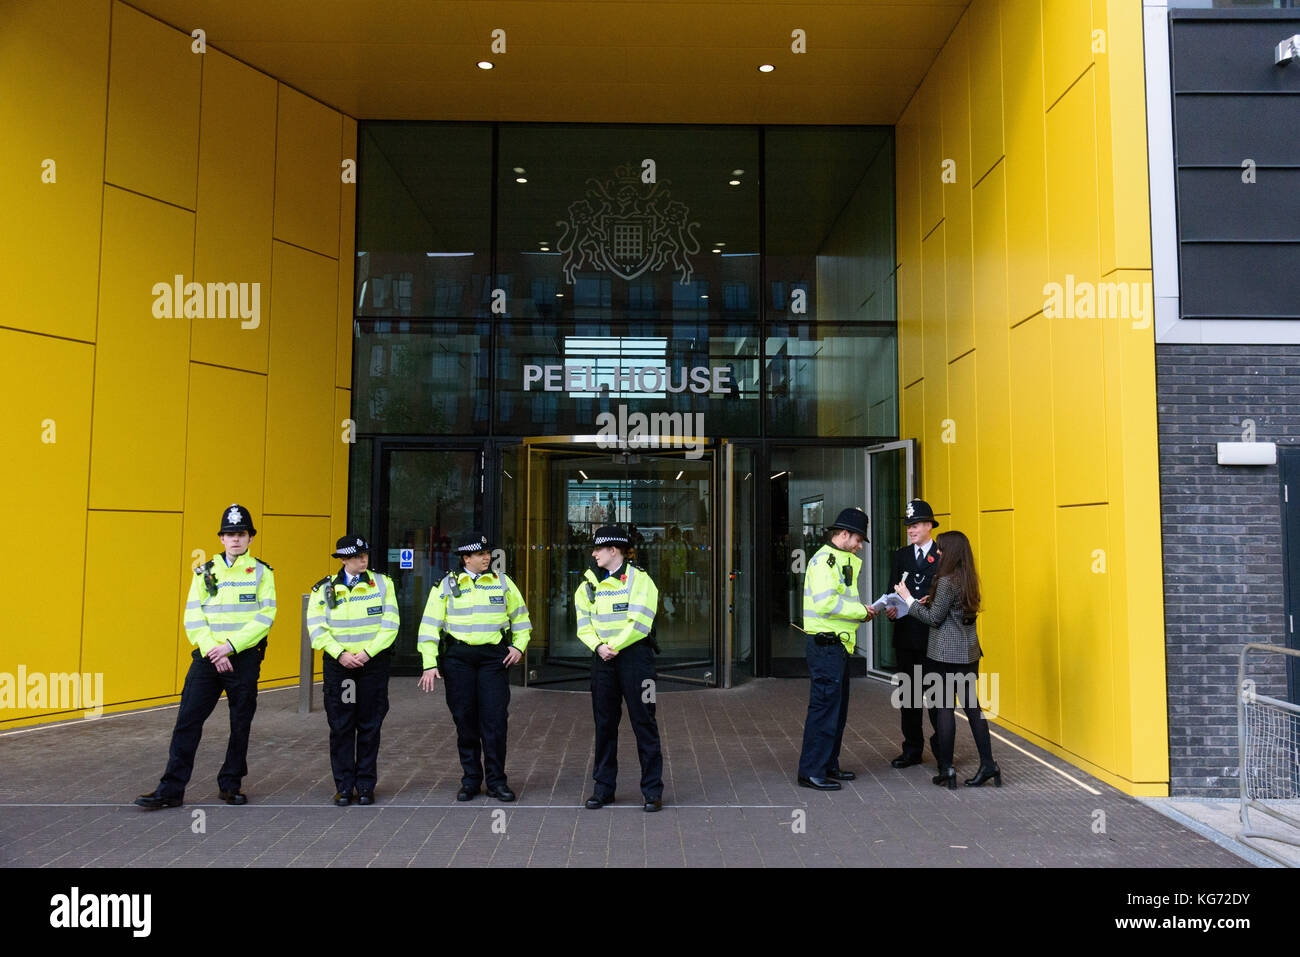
1156, 344, 1297, 796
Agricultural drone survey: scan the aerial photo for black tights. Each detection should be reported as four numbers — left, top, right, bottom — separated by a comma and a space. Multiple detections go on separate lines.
926, 658, 995, 770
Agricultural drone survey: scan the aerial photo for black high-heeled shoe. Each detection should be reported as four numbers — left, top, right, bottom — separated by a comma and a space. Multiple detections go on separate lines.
932, 767, 957, 790
964, 762, 1002, 787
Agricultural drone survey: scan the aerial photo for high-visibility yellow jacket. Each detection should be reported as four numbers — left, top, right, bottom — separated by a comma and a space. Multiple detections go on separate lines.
417, 570, 531, 669
802, 543, 868, 652
183, 552, 277, 655
307, 570, 400, 660
574, 562, 659, 653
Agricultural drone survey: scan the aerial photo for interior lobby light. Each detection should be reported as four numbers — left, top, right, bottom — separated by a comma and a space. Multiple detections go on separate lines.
712, 248, 721, 253
513, 167, 525, 173
675, 471, 684, 481
728, 179, 741, 186
731, 170, 743, 177
516, 176, 527, 183
758, 64, 774, 73
477, 60, 493, 70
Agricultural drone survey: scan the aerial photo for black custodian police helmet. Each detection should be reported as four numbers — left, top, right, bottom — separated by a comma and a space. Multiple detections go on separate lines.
332, 535, 370, 559
828, 507, 869, 541
218, 503, 257, 537
592, 525, 631, 549
902, 499, 940, 528
456, 532, 492, 556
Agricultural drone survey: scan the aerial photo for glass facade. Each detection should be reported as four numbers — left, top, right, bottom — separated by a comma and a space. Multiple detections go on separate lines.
350, 122, 902, 681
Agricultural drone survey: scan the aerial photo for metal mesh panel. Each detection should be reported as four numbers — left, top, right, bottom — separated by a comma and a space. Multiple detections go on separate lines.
1238, 643, 1300, 867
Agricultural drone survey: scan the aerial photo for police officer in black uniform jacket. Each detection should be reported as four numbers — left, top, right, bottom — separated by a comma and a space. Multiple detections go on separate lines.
887, 499, 941, 769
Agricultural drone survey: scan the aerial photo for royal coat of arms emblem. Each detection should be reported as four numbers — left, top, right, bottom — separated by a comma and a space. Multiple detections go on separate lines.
556, 163, 701, 285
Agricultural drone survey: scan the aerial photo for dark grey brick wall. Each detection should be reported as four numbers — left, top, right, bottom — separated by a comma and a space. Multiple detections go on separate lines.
1156, 344, 1297, 797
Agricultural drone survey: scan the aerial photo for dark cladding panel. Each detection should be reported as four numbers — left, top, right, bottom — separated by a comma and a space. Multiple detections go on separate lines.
1180, 243, 1300, 318
1170, 10, 1300, 321
1176, 168, 1300, 241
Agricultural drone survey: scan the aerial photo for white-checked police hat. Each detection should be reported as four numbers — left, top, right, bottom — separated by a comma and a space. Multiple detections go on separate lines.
902, 499, 940, 528
332, 535, 370, 558
592, 525, 630, 548
456, 532, 492, 556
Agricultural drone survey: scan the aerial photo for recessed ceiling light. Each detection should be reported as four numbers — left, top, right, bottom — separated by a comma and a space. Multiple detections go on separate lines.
516, 177, 527, 184
728, 179, 741, 186
731, 170, 744, 176
712, 248, 721, 253
514, 167, 525, 174
477, 60, 494, 70
716, 241, 726, 246
556, 292, 564, 298
540, 246, 550, 252
700, 294, 709, 300
758, 64, 774, 73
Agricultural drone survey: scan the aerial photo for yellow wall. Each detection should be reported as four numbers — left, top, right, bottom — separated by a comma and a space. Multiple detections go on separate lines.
0, 0, 356, 727
895, 0, 1167, 794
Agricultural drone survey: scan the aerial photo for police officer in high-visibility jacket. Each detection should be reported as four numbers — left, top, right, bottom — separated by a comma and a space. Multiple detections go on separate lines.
135, 504, 276, 810
576, 525, 664, 812
416, 532, 531, 803
796, 507, 876, 792
308, 535, 399, 807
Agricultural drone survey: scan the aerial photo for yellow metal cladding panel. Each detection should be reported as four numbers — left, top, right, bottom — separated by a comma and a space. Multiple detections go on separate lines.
1045, 72, 1101, 296
264, 241, 338, 515
940, 19, 975, 363
337, 117, 358, 390
895, 101, 924, 389
921, 224, 948, 392
192, 50, 276, 374
1095, 0, 1152, 274
0, 331, 93, 720
104, 1, 201, 209
1104, 268, 1167, 783
917, 75, 944, 241
971, 167, 1013, 509
274, 85, 343, 258
89, 187, 193, 511
83, 510, 183, 708
258, 514, 333, 682
1042, 0, 1095, 110
1000, 0, 1050, 324
1055, 503, 1115, 771
1045, 75, 1107, 507
332, 388, 352, 540
978, 509, 1017, 724
898, 262, 924, 388
901, 380, 924, 451
921, 373, 951, 514
175, 363, 267, 686
946, 352, 980, 537
1008, 315, 1060, 741
0, 0, 108, 342
968, 0, 1005, 186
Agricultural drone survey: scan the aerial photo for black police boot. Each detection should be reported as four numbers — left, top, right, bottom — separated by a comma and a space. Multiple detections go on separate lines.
334, 791, 353, 807
219, 790, 248, 806
643, 797, 663, 812
134, 791, 183, 810
797, 776, 841, 791
487, 784, 516, 802
826, 767, 856, 781
357, 791, 375, 805
456, 785, 480, 802
584, 794, 614, 809
890, 753, 923, 769
932, 767, 957, 790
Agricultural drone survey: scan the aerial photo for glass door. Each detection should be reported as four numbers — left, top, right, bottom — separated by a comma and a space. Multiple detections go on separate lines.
864, 439, 915, 675
510, 439, 716, 688
375, 443, 485, 673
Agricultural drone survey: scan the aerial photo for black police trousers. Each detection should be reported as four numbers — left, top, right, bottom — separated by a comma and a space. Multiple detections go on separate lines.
440, 639, 511, 790
894, 645, 936, 761
157, 639, 266, 799
590, 640, 663, 801
322, 649, 392, 795
797, 635, 850, 779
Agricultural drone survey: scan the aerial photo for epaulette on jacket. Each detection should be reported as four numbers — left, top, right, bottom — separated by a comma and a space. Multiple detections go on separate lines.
255, 557, 274, 571
194, 559, 215, 576
311, 575, 333, 592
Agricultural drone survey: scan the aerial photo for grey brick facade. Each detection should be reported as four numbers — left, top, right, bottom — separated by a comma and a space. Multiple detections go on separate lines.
1156, 344, 1297, 796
